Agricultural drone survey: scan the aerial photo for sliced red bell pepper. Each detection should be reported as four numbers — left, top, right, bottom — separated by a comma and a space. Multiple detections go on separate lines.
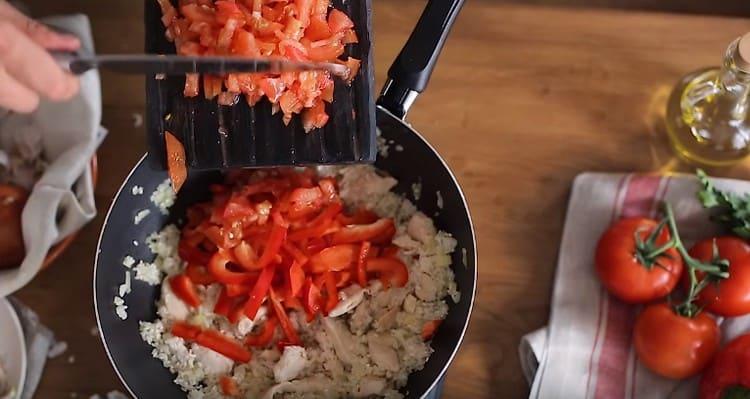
380, 245, 400, 258
178, 240, 212, 265
214, 287, 233, 317
330, 218, 395, 245
228, 297, 248, 324
287, 187, 323, 219
421, 319, 443, 341
356, 241, 371, 287
243, 264, 276, 319
288, 261, 305, 297
304, 237, 328, 255
302, 276, 321, 320
233, 240, 260, 270
171, 321, 202, 340
366, 257, 409, 288
226, 282, 255, 297
185, 263, 216, 285
323, 271, 339, 313
245, 317, 278, 347
219, 375, 240, 396
308, 244, 358, 273
337, 208, 379, 226
209, 250, 256, 284
195, 329, 252, 363
256, 222, 287, 269
282, 242, 309, 266
269, 288, 301, 345
317, 178, 338, 202
335, 270, 352, 288
169, 274, 202, 307
288, 201, 342, 242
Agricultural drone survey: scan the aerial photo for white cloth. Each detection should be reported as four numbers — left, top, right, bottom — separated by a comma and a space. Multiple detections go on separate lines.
0, 14, 103, 297
7, 298, 54, 399
520, 173, 750, 399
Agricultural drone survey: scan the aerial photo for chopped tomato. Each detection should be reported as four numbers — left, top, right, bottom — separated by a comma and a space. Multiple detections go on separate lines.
215, 1, 245, 25
269, 288, 301, 345
306, 42, 344, 62
170, 274, 202, 307
186, 263, 216, 285
220, 375, 240, 396
366, 257, 409, 288
294, 0, 314, 26
305, 14, 331, 41
180, 4, 215, 24
340, 57, 361, 83
184, 73, 200, 97
342, 28, 358, 44
422, 319, 442, 341
230, 29, 260, 57
302, 100, 329, 133
171, 321, 202, 340
243, 264, 276, 319
245, 317, 278, 347
164, 131, 187, 193
195, 329, 252, 363
309, 244, 358, 273
331, 219, 395, 245
356, 242, 371, 287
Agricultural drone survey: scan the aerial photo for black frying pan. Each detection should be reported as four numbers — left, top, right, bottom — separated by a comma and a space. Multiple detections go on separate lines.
94, 0, 475, 397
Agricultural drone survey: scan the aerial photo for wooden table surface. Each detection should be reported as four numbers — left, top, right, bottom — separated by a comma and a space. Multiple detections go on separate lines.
13, 1, 750, 398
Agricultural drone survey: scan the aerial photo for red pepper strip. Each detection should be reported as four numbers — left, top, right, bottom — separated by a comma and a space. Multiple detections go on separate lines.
289, 261, 305, 297
220, 375, 240, 396
169, 274, 202, 307
256, 222, 288, 269
228, 297, 247, 324
305, 237, 327, 255
699, 333, 750, 399
245, 317, 278, 347
269, 288, 300, 345
214, 287, 233, 317
337, 208, 378, 225
195, 329, 252, 363
209, 250, 256, 284
381, 245, 400, 258
323, 271, 339, 313
178, 240, 212, 265
302, 277, 321, 320
287, 201, 342, 242
308, 244, 358, 273
185, 263, 216, 285
243, 264, 276, 319
330, 218, 394, 245
366, 257, 409, 288
356, 242, 371, 287
335, 270, 352, 288
421, 319, 443, 341
233, 240, 260, 271
282, 242, 309, 266
226, 282, 255, 297
171, 321, 201, 340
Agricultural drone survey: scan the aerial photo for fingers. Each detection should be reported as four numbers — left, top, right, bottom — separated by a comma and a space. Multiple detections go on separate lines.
0, 64, 39, 113
0, 1, 80, 51
0, 20, 79, 104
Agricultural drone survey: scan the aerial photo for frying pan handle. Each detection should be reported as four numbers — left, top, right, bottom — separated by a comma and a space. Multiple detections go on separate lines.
376, 0, 465, 120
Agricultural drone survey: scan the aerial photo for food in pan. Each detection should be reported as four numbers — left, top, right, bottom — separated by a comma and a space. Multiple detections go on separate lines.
155, 0, 361, 131
132, 166, 459, 398
0, 184, 28, 270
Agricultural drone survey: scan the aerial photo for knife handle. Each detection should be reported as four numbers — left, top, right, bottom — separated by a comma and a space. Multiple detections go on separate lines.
51, 51, 91, 75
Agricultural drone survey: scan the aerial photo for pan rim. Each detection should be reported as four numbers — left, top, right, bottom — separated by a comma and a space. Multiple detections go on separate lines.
376, 105, 478, 398
93, 113, 478, 397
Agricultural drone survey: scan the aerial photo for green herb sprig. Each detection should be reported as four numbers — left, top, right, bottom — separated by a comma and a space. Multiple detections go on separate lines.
697, 169, 750, 239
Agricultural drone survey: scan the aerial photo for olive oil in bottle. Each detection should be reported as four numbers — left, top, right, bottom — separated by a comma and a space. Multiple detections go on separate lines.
665, 33, 750, 166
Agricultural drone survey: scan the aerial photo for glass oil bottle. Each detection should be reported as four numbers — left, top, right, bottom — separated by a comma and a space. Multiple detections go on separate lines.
665, 32, 750, 166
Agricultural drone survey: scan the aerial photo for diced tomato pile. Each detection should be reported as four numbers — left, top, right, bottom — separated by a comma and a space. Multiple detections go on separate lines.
156, 0, 361, 132
168, 168, 409, 360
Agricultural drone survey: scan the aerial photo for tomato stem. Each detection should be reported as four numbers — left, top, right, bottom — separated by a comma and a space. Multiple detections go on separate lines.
661, 202, 730, 317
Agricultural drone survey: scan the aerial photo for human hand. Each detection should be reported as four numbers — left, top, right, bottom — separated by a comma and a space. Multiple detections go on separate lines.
0, 1, 81, 113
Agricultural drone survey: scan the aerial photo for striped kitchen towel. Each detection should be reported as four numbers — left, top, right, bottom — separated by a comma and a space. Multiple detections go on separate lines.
520, 173, 750, 399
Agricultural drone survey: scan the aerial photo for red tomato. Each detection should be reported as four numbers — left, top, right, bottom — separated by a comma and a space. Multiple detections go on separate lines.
0, 184, 27, 269
366, 257, 409, 288
305, 14, 331, 41
180, 4, 215, 24
195, 329, 252, 363
169, 274, 202, 307
308, 244, 358, 273
331, 218, 395, 245
219, 375, 239, 396
595, 218, 683, 304
230, 29, 260, 57
699, 333, 750, 399
301, 100, 329, 133
327, 9, 353, 33
184, 73, 200, 97
306, 42, 344, 62
633, 303, 720, 379
689, 237, 750, 317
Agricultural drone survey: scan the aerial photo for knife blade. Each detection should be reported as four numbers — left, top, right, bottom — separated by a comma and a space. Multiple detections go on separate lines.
54, 53, 350, 77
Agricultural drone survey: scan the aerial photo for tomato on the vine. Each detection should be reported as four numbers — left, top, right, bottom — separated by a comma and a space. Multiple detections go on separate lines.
699, 333, 750, 399
595, 218, 683, 304
633, 303, 720, 379
689, 237, 750, 317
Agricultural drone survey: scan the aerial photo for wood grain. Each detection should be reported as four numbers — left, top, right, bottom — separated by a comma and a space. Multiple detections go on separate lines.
13, 1, 750, 398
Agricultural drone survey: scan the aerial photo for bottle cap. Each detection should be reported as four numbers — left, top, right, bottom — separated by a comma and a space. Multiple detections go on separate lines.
736, 32, 750, 73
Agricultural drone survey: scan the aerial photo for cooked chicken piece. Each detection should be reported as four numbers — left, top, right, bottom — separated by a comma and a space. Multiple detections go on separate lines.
261, 376, 331, 399
160, 281, 189, 321
273, 346, 308, 383
328, 284, 366, 318
407, 212, 437, 244
322, 318, 357, 366
192, 344, 233, 375
367, 334, 399, 372
352, 376, 387, 398
414, 271, 438, 301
